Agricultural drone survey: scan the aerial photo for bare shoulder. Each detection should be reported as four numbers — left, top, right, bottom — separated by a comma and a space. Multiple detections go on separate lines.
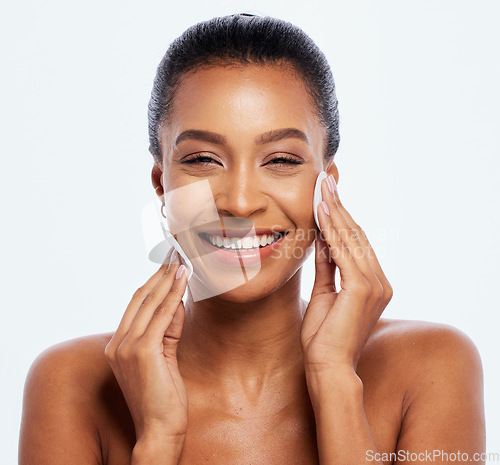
360, 318, 483, 387
19, 332, 118, 465
31, 331, 114, 366
24, 332, 116, 399
366, 317, 482, 373
361, 318, 485, 454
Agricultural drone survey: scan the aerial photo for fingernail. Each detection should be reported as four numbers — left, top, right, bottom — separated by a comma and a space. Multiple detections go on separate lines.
321, 201, 330, 216
168, 249, 179, 265
175, 264, 186, 280
327, 175, 337, 194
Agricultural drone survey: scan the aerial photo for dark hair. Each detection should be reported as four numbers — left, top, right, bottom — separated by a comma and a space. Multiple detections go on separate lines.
148, 13, 340, 163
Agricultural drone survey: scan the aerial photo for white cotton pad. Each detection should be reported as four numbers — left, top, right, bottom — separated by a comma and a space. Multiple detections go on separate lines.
313, 171, 327, 229
142, 195, 194, 280
163, 230, 194, 280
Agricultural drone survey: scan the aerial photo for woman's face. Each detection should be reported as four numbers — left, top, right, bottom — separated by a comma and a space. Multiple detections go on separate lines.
156, 64, 336, 302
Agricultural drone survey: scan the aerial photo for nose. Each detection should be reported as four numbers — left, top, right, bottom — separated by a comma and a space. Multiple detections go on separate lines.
212, 168, 268, 218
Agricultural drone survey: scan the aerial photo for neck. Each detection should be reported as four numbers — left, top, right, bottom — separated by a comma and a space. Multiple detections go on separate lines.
177, 269, 307, 387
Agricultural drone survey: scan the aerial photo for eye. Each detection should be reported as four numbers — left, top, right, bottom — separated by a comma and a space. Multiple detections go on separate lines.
181, 153, 221, 166
266, 154, 303, 167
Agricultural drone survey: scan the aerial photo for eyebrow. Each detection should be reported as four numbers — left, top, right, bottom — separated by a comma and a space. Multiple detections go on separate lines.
174, 130, 227, 147
258, 128, 310, 145
174, 127, 310, 148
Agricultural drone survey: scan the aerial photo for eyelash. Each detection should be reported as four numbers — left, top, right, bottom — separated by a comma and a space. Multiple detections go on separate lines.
182, 153, 216, 164
269, 155, 302, 165
181, 153, 303, 166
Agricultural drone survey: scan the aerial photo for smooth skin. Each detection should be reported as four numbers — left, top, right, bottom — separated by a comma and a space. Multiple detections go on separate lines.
19, 65, 485, 465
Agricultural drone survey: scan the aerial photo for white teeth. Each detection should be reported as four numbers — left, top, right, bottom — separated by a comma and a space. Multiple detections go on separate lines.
205, 233, 283, 250
230, 238, 241, 249
242, 237, 254, 249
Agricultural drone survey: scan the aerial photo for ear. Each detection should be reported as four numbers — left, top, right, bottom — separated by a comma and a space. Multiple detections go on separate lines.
325, 159, 339, 186
150, 146, 164, 200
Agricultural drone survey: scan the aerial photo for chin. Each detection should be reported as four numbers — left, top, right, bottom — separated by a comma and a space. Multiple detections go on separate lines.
205, 262, 304, 305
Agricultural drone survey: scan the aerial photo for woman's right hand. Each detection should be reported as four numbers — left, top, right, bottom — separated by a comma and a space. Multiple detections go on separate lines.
104, 252, 189, 447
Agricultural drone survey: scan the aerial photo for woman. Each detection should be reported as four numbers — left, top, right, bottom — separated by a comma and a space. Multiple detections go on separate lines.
19, 14, 485, 465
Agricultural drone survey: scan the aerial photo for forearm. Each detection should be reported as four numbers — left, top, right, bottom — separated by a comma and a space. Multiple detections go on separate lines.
306, 366, 383, 465
131, 434, 185, 465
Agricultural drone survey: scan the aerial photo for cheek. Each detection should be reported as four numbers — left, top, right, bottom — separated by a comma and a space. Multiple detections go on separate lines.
275, 182, 317, 253
278, 181, 315, 227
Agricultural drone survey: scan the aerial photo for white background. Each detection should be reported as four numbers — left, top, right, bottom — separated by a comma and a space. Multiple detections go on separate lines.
2, 0, 499, 462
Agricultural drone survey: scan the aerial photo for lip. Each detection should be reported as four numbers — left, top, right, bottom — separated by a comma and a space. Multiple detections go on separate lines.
197, 231, 289, 267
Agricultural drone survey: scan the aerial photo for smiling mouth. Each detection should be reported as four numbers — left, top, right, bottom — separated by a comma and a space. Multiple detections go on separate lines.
198, 231, 288, 251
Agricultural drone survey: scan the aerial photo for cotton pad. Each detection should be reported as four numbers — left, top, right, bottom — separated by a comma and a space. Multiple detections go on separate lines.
163, 230, 194, 280
143, 179, 262, 301
142, 195, 194, 280
313, 171, 327, 229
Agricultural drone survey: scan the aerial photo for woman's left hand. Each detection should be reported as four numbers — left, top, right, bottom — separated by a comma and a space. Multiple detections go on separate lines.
301, 174, 393, 374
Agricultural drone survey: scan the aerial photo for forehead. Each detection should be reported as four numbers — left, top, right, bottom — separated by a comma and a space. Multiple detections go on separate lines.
161, 64, 326, 153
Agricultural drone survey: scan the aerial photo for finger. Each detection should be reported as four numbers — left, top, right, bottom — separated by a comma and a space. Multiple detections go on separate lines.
163, 302, 186, 347
164, 303, 186, 361
110, 250, 180, 344
107, 262, 170, 347
143, 266, 188, 351
147, 265, 187, 339
321, 179, 378, 285
126, 258, 183, 339
316, 201, 368, 293
332, 188, 392, 292
312, 232, 337, 295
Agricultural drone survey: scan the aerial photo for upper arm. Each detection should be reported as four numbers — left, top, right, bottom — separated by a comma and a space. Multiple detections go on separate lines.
395, 324, 485, 464
19, 341, 103, 465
